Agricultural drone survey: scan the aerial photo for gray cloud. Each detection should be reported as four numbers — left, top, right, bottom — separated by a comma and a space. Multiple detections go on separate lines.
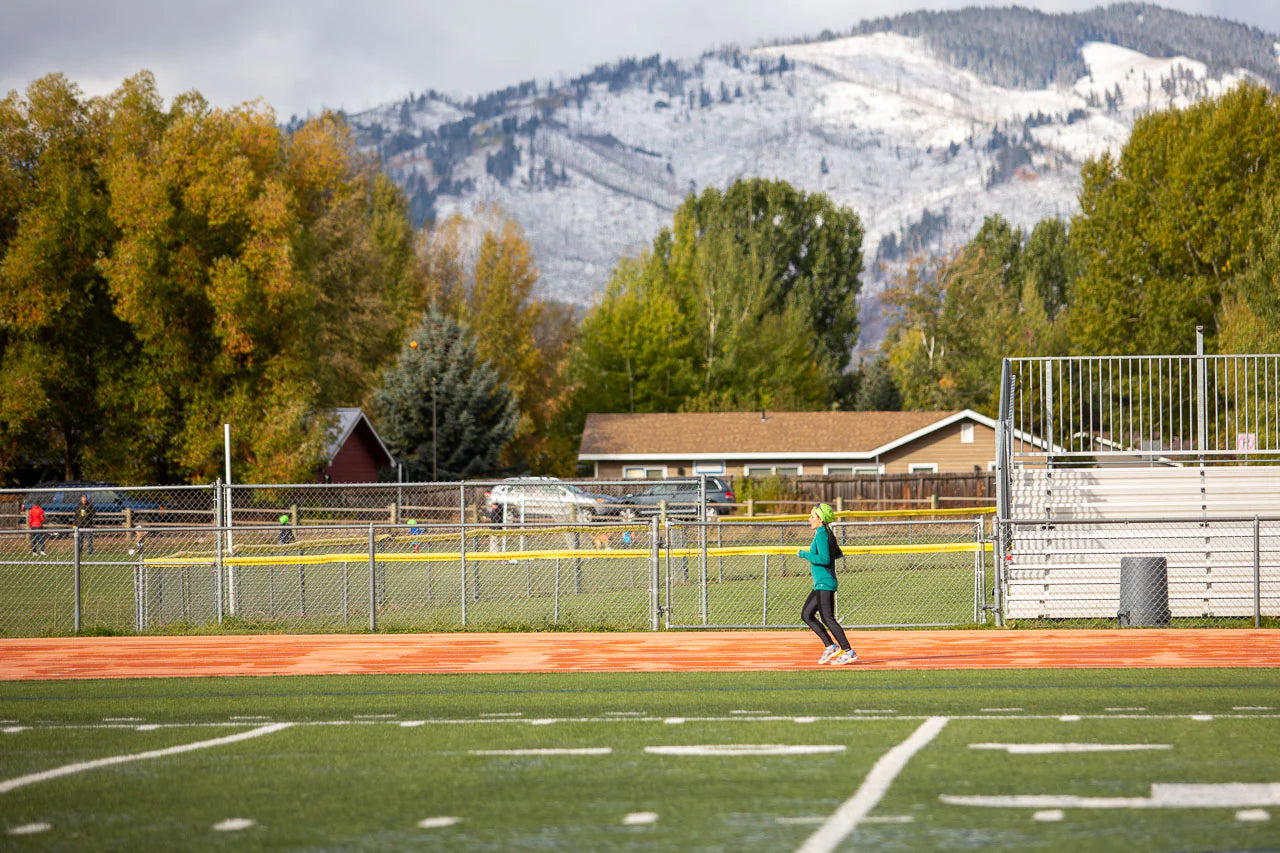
2, 0, 1275, 119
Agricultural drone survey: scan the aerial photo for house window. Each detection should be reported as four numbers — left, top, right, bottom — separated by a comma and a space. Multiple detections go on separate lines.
744, 465, 803, 477
623, 466, 666, 479
826, 464, 883, 475
693, 461, 725, 475
908, 463, 938, 474
988, 460, 998, 472
960, 422, 974, 444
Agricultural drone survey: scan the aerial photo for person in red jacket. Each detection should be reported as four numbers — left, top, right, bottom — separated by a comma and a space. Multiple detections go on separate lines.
27, 503, 46, 556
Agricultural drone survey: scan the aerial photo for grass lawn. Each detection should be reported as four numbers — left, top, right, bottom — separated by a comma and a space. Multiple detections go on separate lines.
1, 668, 1278, 850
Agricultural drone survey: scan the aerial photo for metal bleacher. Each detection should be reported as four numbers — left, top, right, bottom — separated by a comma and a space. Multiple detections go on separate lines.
995, 351, 1280, 622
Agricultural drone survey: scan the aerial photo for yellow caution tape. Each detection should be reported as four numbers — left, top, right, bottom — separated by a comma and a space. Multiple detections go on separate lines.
142, 541, 990, 568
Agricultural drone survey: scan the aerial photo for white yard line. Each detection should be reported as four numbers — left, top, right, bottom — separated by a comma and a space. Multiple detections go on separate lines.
969, 743, 1171, 754
469, 748, 612, 756
796, 716, 948, 853
0, 723, 293, 795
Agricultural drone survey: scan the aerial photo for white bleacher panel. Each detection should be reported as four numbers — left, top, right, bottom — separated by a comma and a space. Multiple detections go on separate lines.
1005, 513, 1280, 618
1010, 466, 1280, 521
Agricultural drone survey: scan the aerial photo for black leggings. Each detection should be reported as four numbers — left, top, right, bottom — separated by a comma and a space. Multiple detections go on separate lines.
801, 589, 850, 650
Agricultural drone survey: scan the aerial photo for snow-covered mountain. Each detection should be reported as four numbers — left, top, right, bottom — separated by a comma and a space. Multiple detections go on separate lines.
343, 5, 1273, 351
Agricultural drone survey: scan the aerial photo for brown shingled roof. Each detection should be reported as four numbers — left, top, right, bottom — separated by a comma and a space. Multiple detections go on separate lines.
579, 411, 965, 456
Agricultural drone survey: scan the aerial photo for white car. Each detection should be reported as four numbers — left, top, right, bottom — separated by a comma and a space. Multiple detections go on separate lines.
482, 477, 618, 523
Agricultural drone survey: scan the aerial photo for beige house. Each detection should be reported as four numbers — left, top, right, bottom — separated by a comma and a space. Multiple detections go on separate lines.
579, 410, 1005, 479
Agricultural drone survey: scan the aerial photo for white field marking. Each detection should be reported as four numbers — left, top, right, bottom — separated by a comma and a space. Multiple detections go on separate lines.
480, 712, 523, 717
664, 717, 686, 725
212, 818, 255, 832
1058, 715, 1081, 722
3, 727, 25, 734
1233, 706, 1274, 711
528, 718, 558, 726
7, 823, 52, 835
469, 748, 612, 756
353, 714, 396, 719
103, 717, 142, 722
1191, 714, 1214, 721
794, 717, 818, 724
796, 717, 949, 853
941, 783, 1280, 810
861, 815, 915, 824
969, 743, 1172, 755
1033, 810, 1064, 822
0, 720, 16, 724
0, 723, 292, 794
777, 816, 825, 825
622, 812, 658, 825
981, 708, 1022, 712
854, 709, 895, 714
1236, 809, 1270, 822
604, 712, 642, 716
1105, 707, 1146, 712
418, 816, 461, 829
730, 710, 770, 715
230, 715, 270, 721
136, 725, 160, 732
400, 721, 426, 728
646, 744, 845, 757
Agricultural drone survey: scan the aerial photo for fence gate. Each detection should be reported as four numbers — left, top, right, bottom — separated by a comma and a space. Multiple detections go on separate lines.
661, 519, 988, 629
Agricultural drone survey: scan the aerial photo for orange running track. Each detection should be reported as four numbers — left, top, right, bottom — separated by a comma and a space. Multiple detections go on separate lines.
0, 629, 1277, 680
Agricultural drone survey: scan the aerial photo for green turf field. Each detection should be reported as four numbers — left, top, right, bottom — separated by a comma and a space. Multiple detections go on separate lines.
2, 668, 1278, 850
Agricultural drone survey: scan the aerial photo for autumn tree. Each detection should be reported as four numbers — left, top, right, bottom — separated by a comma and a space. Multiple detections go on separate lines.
1069, 82, 1280, 355
417, 208, 576, 475
564, 178, 861, 436
0, 71, 419, 484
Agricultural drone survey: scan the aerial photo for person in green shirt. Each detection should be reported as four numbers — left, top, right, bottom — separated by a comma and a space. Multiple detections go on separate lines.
797, 503, 857, 665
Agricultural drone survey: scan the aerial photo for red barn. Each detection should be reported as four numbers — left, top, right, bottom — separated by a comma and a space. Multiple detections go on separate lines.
318, 408, 395, 483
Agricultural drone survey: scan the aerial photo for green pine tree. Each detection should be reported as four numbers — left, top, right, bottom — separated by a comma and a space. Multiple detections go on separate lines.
372, 310, 518, 481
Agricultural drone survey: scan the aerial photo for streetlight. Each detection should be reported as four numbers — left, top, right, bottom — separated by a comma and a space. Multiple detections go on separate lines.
409, 339, 438, 482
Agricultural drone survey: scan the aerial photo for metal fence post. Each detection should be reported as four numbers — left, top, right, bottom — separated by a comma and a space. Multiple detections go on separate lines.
460, 518, 468, 628
1254, 515, 1262, 628
650, 516, 660, 631
699, 521, 708, 625
368, 524, 377, 632
72, 528, 82, 633
215, 520, 224, 626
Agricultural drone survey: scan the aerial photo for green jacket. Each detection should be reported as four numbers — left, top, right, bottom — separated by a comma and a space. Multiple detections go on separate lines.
797, 526, 838, 591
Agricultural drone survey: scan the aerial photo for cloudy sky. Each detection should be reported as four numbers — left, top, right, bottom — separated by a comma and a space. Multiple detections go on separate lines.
3, 0, 1277, 119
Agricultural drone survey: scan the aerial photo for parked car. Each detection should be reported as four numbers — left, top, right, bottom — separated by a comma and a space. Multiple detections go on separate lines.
616, 477, 735, 520
482, 477, 620, 523
21, 481, 165, 527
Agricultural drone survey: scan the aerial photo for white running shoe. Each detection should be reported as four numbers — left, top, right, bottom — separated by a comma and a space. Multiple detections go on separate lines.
817, 644, 840, 664
830, 649, 859, 665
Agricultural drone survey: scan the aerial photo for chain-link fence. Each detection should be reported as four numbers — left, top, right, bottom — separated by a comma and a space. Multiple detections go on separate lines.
1000, 516, 1279, 627
0, 514, 994, 636
662, 519, 988, 629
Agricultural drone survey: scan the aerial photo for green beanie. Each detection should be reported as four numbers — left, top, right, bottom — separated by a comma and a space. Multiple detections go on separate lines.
279, 514, 290, 525
407, 519, 417, 526
815, 503, 836, 524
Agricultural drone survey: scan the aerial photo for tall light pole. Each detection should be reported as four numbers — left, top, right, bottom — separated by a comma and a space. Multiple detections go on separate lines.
432, 375, 438, 482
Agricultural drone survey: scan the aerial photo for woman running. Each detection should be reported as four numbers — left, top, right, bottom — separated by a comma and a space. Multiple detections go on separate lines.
797, 503, 857, 665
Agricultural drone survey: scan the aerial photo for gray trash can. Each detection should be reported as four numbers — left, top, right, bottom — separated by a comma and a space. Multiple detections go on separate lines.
1118, 556, 1170, 626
